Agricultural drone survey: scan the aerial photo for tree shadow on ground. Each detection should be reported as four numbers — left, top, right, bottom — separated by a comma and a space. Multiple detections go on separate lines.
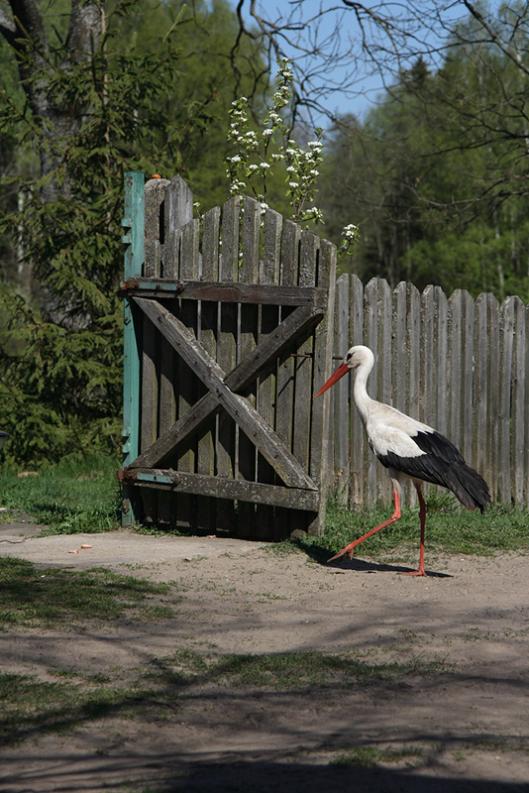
174, 759, 529, 793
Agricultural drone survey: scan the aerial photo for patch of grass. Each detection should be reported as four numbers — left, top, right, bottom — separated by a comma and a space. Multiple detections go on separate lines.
153, 649, 446, 690
0, 453, 120, 534
0, 671, 149, 744
0, 557, 172, 628
262, 540, 303, 556
331, 745, 425, 768
303, 497, 529, 560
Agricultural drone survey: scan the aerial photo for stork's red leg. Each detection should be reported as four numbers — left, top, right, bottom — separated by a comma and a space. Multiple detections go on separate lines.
327, 488, 401, 563
400, 482, 426, 576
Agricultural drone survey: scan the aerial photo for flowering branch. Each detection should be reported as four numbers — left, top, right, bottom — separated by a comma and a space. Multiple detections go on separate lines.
226, 57, 360, 253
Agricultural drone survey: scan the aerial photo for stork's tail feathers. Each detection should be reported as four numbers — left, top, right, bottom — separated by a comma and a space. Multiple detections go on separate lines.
446, 463, 491, 513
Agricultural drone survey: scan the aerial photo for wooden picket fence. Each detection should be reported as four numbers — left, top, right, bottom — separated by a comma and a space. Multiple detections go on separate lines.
331, 274, 529, 509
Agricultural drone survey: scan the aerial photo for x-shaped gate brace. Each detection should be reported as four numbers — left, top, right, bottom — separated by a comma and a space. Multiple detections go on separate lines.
120, 279, 325, 512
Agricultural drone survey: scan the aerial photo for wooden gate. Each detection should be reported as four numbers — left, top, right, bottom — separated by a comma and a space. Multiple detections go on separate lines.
119, 172, 336, 538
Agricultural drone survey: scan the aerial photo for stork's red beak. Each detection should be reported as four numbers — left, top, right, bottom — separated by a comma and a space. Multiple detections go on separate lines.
314, 362, 349, 397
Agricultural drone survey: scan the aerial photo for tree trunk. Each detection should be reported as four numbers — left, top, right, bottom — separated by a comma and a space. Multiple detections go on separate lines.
0, 0, 103, 286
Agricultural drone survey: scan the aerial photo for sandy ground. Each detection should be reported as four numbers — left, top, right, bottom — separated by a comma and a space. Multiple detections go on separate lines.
1, 521, 529, 792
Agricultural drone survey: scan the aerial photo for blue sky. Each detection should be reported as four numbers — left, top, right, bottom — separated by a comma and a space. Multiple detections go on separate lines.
234, 1, 503, 125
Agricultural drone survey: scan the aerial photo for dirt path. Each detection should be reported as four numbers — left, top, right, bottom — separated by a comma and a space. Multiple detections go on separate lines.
1, 527, 529, 792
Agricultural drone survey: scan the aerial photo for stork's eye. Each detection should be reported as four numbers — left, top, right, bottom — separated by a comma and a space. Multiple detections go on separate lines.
346, 352, 352, 361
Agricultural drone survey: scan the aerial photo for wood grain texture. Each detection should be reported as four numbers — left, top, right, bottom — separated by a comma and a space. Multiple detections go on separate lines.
308, 238, 336, 534
217, 197, 240, 534
333, 275, 350, 505
256, 208, 282, 539
197, 206, 221, 531
127, 470, 319, 511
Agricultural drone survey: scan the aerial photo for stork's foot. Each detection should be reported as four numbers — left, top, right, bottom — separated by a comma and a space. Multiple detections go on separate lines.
399, 568, 426, 577
327, 543, 357, 563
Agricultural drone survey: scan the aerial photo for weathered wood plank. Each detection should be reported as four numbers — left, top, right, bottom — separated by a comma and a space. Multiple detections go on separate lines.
158, 231, 179, 453
163, 176, 192, 279
487, 294, 500, 500
293, 231, 318, 470
197, 206, 221, 531
511, 297, 526, 505
144, 176, 169, 277
134, 298, 317, 490
176, 217, 200, 531
308, 238, 337, 534
448, 290, 463, 461
499, 297, 514, 503
393, 282, 408, 417
473, 294, 490, 486
217, 197, 240, 533
364, 278, 379, 505
420, 286, 436, 500
256, 208, 282, 539
349, 274, 365, 509
461, 290, 474, 463
376, 279, 393, 503
238, 197, 261, 535
333, 274, 350, 505
164, 175, 193, 233
126, 470, 319, 512
434, 286, 449, 437
275, 220, 300, 537
119, 279, 327, 306
276, 221, 300, 453
407, 282, 420, 507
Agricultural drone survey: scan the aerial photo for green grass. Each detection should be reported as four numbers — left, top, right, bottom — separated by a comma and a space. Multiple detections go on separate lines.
300, 496, 529, 560
1, 453, 527, 559
0, 671, 148, 744
0, 557, 172, 627
151, 648, 446, 690
331, 745, 425, 767
0, 453, 120, 534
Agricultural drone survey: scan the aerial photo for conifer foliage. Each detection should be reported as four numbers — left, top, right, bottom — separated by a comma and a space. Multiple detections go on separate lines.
0, 0, 264, 463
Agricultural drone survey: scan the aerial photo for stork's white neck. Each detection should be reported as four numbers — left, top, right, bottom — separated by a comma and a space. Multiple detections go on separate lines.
353, 356, 375, 421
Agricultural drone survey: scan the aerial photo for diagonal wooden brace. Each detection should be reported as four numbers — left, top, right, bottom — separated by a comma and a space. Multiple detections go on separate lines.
132, 298, 318, 490
130, 303, 322, 470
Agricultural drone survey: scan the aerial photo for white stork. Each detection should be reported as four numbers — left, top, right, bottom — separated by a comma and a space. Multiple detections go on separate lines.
316, 345, 490, 576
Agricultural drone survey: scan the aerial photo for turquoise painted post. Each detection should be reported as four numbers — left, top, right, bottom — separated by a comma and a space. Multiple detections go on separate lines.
121, 171, 145, 525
